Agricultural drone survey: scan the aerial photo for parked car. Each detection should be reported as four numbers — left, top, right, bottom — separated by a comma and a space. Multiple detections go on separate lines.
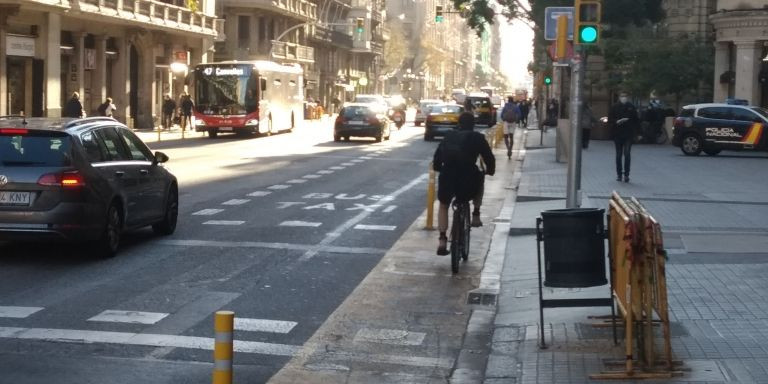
0, 116, 178, 257
672, 103, 768, 156
424, 103, 464, 141
415, 99, 442, 126
464, 93, 496, 126
334, 103, 391, 142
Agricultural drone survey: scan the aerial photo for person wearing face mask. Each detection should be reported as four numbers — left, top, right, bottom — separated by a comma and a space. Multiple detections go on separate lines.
608, 92, 639, 182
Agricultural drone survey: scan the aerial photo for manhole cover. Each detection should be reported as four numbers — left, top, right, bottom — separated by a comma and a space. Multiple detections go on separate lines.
467, 292, 497, 306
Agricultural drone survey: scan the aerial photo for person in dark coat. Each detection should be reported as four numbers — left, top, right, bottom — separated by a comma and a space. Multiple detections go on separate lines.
179, 91, 194, 131
162, 94, 176, 130
63, 92, 84, 118
608, 92, 640, 182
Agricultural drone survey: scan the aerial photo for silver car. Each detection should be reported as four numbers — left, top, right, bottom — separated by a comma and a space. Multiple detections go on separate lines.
0, 116, 178, 257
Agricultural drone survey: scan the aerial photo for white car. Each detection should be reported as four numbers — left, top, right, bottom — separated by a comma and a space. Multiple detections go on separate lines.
415, 99, 443, 126
354, 94, 389, 114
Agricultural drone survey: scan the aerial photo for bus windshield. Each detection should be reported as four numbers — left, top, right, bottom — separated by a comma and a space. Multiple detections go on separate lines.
194, 65, 259, 115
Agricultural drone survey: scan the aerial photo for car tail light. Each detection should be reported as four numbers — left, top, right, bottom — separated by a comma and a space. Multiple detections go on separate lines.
335, 115, 347, 125
38, 171, 85, 188
368, 116, 380, 125
673, 117, 692, 128
0, 128, 28, 135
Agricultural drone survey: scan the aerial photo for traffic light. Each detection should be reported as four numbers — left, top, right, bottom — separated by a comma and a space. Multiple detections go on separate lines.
574, 0, 601, 45
544, 75, 552, 85
355, 18, 364, 33
435, 5, 444, 23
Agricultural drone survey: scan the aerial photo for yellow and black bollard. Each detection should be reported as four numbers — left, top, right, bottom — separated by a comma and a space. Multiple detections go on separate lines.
213, 311, 234, 384
426, 162, 436, 230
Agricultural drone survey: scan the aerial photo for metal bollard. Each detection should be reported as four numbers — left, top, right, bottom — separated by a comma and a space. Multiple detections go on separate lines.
495, 123, 504, 148
426, 162, 436, 229
213, 311, 234, 384
157, 124, 162, 142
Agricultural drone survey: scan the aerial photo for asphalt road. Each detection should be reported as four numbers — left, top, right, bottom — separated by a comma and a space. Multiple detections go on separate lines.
0, 120, 441, 383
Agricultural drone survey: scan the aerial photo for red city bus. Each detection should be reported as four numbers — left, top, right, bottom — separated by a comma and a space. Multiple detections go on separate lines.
192, 60, 304, 138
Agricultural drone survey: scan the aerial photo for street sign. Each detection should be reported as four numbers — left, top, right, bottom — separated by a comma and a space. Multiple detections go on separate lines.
544, 7, 574, 41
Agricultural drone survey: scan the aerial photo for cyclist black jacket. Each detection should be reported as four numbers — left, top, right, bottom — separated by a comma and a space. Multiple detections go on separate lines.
432, 130, 495, 176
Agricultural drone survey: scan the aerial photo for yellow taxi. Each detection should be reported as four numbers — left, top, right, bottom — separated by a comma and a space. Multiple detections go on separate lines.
424, 103, 464, 141
464, 93, 496, 126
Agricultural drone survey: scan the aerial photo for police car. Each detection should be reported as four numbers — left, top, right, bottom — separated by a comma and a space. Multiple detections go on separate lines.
672, 102, 768, 156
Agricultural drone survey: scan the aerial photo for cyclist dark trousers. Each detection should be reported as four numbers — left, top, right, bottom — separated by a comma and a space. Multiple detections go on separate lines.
437, 167, 483, 233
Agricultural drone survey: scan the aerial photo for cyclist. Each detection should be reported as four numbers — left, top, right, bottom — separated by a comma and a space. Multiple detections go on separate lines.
432, 112, 496, 255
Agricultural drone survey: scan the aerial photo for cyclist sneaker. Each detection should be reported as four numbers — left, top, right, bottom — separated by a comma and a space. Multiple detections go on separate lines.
471, 213, 483, 227
436, 237, 449, 256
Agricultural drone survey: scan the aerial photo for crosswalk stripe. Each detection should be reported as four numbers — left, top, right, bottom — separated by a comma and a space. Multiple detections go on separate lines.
235, 318, 297, 334
354, 224, 396, 231
88, 310, 168, 325
0, 327, 298, 356
247, 191, 272, 197
0, 306, 43, 319
222, 199, 250, 205
192, 209, 224, 216
203, 220, 245, 225
280, 221, 322, 227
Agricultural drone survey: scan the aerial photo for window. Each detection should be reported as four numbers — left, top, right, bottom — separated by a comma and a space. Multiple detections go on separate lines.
731, 108, 761, 123
698, 107, 731, 120
95, 127, 129, 161
238, 16, 250, 49
80, 131, 106, 163
117, 128, 154, 161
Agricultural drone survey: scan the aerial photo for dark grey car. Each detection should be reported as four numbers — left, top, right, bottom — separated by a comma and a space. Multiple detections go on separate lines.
0, 116, 178, 257
334, 103, 391, 142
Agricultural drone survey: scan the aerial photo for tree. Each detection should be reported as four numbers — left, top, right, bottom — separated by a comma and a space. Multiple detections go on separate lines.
382, 22, 408, 75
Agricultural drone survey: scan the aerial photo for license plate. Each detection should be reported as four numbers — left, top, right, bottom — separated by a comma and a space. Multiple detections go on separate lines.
348, 121, 365, 125
394, 117, 402, 122
0, 191, 30, 206
219, 127, 233, 131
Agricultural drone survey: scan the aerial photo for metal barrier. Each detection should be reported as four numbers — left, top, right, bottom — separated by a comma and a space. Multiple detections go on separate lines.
591, 192, 678, 380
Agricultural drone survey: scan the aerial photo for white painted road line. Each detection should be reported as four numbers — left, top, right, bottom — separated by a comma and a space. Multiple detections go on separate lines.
0, 327, 299, 356
203, 220, 245, 225
247, 191, 272, 197
354, 224, 396, 231
192, 209, 224, 216
340, 162, 355, 166
280, 221, 322, 227
354, 328, 426, 346
329, 166, 345, 170
317, 170, 334, 174
0, 306, 43, 319
350, 159, 364, 163
383, 205, 397, 213
268, 185, 291, 190
286, 179, 307, 184
303, 174, 321, 179
222, 199, 250, 205
235, 318, 297, 334
158, 239, 386, 255
359, 156, 373, 160
88, 310, 169, 325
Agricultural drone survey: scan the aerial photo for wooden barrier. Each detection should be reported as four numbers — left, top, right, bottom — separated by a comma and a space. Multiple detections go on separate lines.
591, 192, 679, 380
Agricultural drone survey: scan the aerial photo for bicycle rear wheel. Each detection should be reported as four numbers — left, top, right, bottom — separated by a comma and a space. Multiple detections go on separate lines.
450, 207, 461, 274
461, 204, 470, 261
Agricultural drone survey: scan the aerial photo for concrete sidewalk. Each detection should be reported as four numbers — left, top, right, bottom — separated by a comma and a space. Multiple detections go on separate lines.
484, 125, 768, 383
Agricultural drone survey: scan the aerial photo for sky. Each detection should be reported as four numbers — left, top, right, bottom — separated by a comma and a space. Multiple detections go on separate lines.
497, 0, 534, 91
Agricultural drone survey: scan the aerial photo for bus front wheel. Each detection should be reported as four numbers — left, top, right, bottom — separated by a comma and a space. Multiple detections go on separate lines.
208, 129, 218, 138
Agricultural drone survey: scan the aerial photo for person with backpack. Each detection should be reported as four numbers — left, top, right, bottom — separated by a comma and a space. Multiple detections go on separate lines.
97, 97, 116, 118
432, 112, 496, 255
179, 91, 194, 131
500, 96, 520, 159
63, 92, 84, 118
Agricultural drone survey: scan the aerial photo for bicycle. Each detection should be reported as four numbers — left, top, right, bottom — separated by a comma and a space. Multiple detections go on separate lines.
450, 198, 471, 273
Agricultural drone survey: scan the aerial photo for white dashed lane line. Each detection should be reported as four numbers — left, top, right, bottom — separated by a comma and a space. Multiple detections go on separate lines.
192, 209, 224, 216
286, 179, 307, 184
350, 159, 364, 163
280, 221, 322, 227
247, 191, 272, 197
303, 174, 321, 179
354, 224, 396, 231
341, 162, 355, 166
382, 205, 397, 213
222, 199, 250, 205
203, 220, 245, 225
268, 185, 291, 190
329, 166, 345, 170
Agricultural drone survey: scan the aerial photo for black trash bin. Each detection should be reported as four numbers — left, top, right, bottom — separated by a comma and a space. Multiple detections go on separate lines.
540, 208, 606, 288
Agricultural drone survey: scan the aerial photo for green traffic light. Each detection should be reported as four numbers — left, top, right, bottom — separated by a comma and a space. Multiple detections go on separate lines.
579, 25, 598, 44
544, 77, 552, 85
435, 15, 444, 23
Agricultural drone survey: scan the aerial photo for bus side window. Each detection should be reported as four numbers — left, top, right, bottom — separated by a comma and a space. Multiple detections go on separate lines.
260, 77, 267, 99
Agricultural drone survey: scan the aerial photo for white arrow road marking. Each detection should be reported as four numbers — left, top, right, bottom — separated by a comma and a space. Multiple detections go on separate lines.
247, 191, 272, 197
88, 310, 169, 325
235, 318, 297, 334
0, 327, 298, 356
222, 199, 250, 205
268, 185, 291, 190
0, 306, 43, 318
280, 221, 322, 227
354, 224, 396, 231
192, 209, 224, 216
203, 220, 245, 225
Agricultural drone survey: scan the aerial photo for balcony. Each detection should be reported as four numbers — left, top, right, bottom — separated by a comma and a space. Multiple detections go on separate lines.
224, 0, 317, 21
27, 0, 218, 36
271, 40, 315, 63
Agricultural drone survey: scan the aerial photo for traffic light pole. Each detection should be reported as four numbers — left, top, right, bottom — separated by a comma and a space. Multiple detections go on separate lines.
565, 46, 585, 208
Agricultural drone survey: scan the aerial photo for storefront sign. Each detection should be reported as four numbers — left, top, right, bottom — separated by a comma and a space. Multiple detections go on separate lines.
6, 35, 35, 57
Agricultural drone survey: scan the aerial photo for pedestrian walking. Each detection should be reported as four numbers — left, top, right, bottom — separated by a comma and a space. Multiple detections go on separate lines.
580, 102, 597, 149
179, 91, 194, 131
500, 96, 521, 159
519, 100, 530, 128
162, 94, 176, 130
63, 92, 85, 118
97, 97, 117, 118
608, 92, 640, 182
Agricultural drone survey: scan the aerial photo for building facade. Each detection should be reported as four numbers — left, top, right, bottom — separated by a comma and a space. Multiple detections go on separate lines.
0, 0, 218, 128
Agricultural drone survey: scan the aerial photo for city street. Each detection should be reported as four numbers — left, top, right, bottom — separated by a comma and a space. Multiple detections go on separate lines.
0, 120, 465, 383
